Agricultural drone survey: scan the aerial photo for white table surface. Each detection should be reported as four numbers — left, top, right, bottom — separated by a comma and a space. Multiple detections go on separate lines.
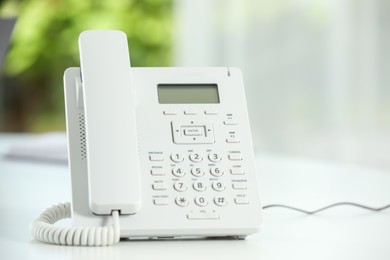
0, 133, 389, 260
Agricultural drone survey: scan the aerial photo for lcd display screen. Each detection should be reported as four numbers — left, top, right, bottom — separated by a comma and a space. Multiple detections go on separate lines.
158, 84, 220, 104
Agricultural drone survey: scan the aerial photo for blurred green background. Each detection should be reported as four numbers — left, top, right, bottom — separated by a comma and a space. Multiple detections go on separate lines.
0, 0, 172, 132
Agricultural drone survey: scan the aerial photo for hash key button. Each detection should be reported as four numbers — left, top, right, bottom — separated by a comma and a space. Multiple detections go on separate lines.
214, 196, 227, 206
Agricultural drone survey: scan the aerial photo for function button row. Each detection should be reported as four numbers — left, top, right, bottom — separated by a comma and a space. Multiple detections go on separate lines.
163, 110, 218, 116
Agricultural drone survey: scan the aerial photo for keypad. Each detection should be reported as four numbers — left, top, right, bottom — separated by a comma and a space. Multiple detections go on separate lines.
150, 151, 248, 207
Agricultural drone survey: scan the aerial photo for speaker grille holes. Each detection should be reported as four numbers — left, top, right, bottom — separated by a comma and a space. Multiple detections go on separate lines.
79, 113, 86, 160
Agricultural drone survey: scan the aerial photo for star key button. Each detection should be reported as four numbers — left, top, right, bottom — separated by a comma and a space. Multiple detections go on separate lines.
176, 197, 189, 207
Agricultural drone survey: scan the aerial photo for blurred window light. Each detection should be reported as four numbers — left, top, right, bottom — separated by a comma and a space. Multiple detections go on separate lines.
174, 0, 390, 170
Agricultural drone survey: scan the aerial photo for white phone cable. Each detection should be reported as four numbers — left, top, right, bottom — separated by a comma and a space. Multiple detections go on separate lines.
30, 202, 120, 246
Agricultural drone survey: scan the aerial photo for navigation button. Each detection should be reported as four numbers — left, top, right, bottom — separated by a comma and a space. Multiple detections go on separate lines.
183, 127, 205, 136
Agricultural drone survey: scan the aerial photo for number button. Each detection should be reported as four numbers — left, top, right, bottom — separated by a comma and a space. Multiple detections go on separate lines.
189, 153, 203, 163
191, 167, 204, 177
210, 167, 223, 177
173, 182, 187, 192
193, 181, 206, 192
172, 167, 186, 177
214, 196, 227, 206
176, 197, 189, 207
171, 153, 184, 163
208, 153, 222, 162
212, 181, 225, 191
195, 196, 208, 207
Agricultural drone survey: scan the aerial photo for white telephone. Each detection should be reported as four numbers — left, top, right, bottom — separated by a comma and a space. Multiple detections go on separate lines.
31, 30, 263, 246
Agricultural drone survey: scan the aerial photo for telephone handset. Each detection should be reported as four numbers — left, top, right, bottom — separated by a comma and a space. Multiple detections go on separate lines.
31, 30, 263, 246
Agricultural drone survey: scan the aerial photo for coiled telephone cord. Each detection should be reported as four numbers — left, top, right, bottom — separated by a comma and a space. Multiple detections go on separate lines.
30, 202, 120, 246
31, 201, 390, 246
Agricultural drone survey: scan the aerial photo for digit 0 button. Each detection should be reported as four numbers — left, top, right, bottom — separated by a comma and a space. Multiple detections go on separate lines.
195, 196, 208, 207
171, 153, 184, 163
189, 153, 203, 163
210, 167, 223, 177
208, 153, 222, 162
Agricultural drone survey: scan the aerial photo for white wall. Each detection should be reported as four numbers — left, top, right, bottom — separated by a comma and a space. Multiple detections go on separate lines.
174, 0, 390, 170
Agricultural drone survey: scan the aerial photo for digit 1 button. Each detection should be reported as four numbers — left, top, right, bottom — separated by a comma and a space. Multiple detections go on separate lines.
195, 196, 208, 207
189, 153, 203, 163
214, 196, 227, 206
210, 167, 223, 177
171, 153, 184, 163
212, 181, 225, 191
173, 182, 187, 192
193, 181, 206, 192
191, 167, 204, 177
176, 197, 189, 207
172, 167, 186, 177
208, 153, 222, 162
